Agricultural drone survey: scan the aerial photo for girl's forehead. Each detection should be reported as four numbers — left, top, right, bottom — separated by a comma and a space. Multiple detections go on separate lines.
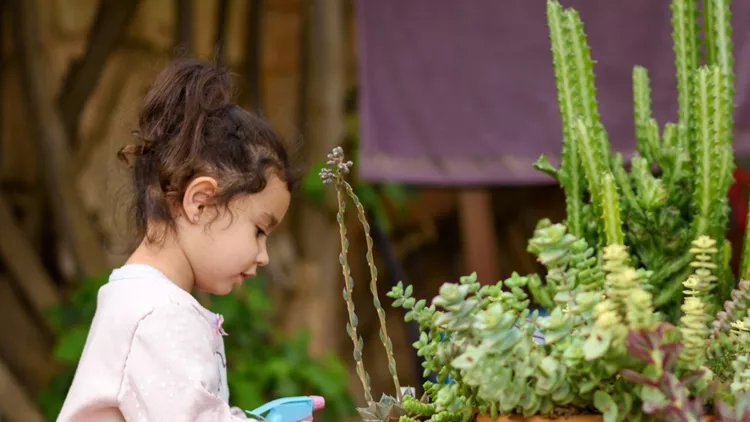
243, 176, 290, 222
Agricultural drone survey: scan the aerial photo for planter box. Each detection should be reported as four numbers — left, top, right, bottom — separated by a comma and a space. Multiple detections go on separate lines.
476, 416, 602, 422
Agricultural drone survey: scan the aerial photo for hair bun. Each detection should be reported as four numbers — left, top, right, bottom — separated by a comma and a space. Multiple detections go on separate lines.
189, 61, 232, 115
132, 59, 237, 166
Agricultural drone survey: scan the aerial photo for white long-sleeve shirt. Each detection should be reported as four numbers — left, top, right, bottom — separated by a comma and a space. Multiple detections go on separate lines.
58, 264, 252, 421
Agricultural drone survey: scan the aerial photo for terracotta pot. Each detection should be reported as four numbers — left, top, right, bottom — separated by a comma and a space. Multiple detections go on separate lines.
476, 416, 716, 422
475, 416, 602, 422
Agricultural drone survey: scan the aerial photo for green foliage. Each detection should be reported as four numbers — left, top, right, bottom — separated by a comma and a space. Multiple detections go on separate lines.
716, 392, 750, 422
532, 0, 740, 321
301, 160, 329, 207
323, 160, 749, 417
620, 324, 710, 422
385, 231, 667, 419
35, 274, 354, 421
678, 237, 719, 371
726, 311, 750, 395
709, 280, 750, 382
384, 228, 750, 420
319, 0, 750, 419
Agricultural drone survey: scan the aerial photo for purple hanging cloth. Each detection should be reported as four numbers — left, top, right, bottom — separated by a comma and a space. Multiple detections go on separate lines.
355, 0, 750, 185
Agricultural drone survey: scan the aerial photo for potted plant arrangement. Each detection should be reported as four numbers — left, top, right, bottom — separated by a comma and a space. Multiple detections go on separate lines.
319, 0, 750, 420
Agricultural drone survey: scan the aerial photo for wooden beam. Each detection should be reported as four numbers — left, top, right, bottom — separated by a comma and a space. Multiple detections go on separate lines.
214, 0, 230, 63
458, 189, 500, 285
0, 0, 3, 161
243, 0, 262, 111
174, 0, 194, 56
0, 356, 46, 422
57, 0, 140, 144
299, 0, 345, 358
73, 52, 133, 177
10, 0, 109, 279
0, 278, 57, 393
0, 193, 60, 317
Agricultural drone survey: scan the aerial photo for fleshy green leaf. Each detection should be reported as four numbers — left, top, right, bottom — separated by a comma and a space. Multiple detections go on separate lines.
594, 390, 619, 422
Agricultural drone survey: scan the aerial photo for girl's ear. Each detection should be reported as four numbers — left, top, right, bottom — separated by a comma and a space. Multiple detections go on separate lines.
183, 176, 219, 224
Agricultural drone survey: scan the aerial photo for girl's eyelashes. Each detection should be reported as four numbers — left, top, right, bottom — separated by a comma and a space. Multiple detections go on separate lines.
256, 227, 267, 237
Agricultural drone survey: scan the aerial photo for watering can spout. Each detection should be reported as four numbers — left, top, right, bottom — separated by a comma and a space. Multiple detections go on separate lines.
246, 396, 325, 422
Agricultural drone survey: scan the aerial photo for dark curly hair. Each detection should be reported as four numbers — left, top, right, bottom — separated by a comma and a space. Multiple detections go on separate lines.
118, 59, 296, 244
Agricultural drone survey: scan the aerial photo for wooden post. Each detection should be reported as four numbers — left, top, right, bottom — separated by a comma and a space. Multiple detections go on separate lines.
73, 53, 134, 176
0, 278, 57, 393
57, 0, 140, 146
0, 194, 60, 319
175, 0, 194, 56
0, 357, 46, 422
11, 0, 109, 279
458, 188, 500, 285
214, 0, 230, 63
243, 0, 262, 112
298, 0, 345, 358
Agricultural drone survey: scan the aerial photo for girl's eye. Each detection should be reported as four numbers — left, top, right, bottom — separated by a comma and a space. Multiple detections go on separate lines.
257, 227, 267, 237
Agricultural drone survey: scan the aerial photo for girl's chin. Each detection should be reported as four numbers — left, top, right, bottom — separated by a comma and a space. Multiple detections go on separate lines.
195, 281, 237, 296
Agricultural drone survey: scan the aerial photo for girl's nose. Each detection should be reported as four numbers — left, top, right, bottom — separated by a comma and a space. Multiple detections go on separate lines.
256, 248, 269, 267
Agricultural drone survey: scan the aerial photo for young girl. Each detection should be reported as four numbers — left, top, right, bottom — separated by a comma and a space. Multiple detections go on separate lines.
58, 59, 297, 421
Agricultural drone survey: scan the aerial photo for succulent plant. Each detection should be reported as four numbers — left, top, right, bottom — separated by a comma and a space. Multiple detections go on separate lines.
620, 323, 709, 422
357, 394, 410, 422
534, 0, 739, 320
321, 0, 750, 419
324, 152, 750, 421
715, 392, 750, 421
321, 147, 416, 420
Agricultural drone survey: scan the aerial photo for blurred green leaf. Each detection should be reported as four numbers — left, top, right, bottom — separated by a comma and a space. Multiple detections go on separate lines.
211, 293, 241, 323
301, 161, 328, 206
345, 114, 359, 138
381, 182, 411, 207
230, 378, 265, 410
44, 307, 66, 336
35, 371, 75, 421
53, 325, 89, 365
355, 184, 377, 208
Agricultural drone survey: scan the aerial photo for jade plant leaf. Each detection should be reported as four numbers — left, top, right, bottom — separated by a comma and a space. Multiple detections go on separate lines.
594, 390, 619, 422
583, 328, 612, 360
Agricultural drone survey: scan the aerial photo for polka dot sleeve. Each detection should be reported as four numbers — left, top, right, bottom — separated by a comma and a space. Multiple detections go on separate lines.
117, 303, 254, 421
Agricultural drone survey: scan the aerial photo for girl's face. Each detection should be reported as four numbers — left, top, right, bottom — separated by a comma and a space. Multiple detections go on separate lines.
178, 174, 291, 295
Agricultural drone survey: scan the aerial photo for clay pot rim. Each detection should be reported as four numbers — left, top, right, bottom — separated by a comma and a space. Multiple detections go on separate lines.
474, 413, 602, 421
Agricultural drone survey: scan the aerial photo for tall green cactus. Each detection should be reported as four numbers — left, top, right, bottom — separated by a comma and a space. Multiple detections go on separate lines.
538, 0, 740, 319
542, 1, 586, 239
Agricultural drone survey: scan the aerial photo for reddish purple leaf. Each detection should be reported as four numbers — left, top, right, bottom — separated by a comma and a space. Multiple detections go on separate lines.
661, 343, 682, 370
679, 369, 705, 387
660, 406, 689, 422
620, 369, 658, 387
626, 331, 653, 363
